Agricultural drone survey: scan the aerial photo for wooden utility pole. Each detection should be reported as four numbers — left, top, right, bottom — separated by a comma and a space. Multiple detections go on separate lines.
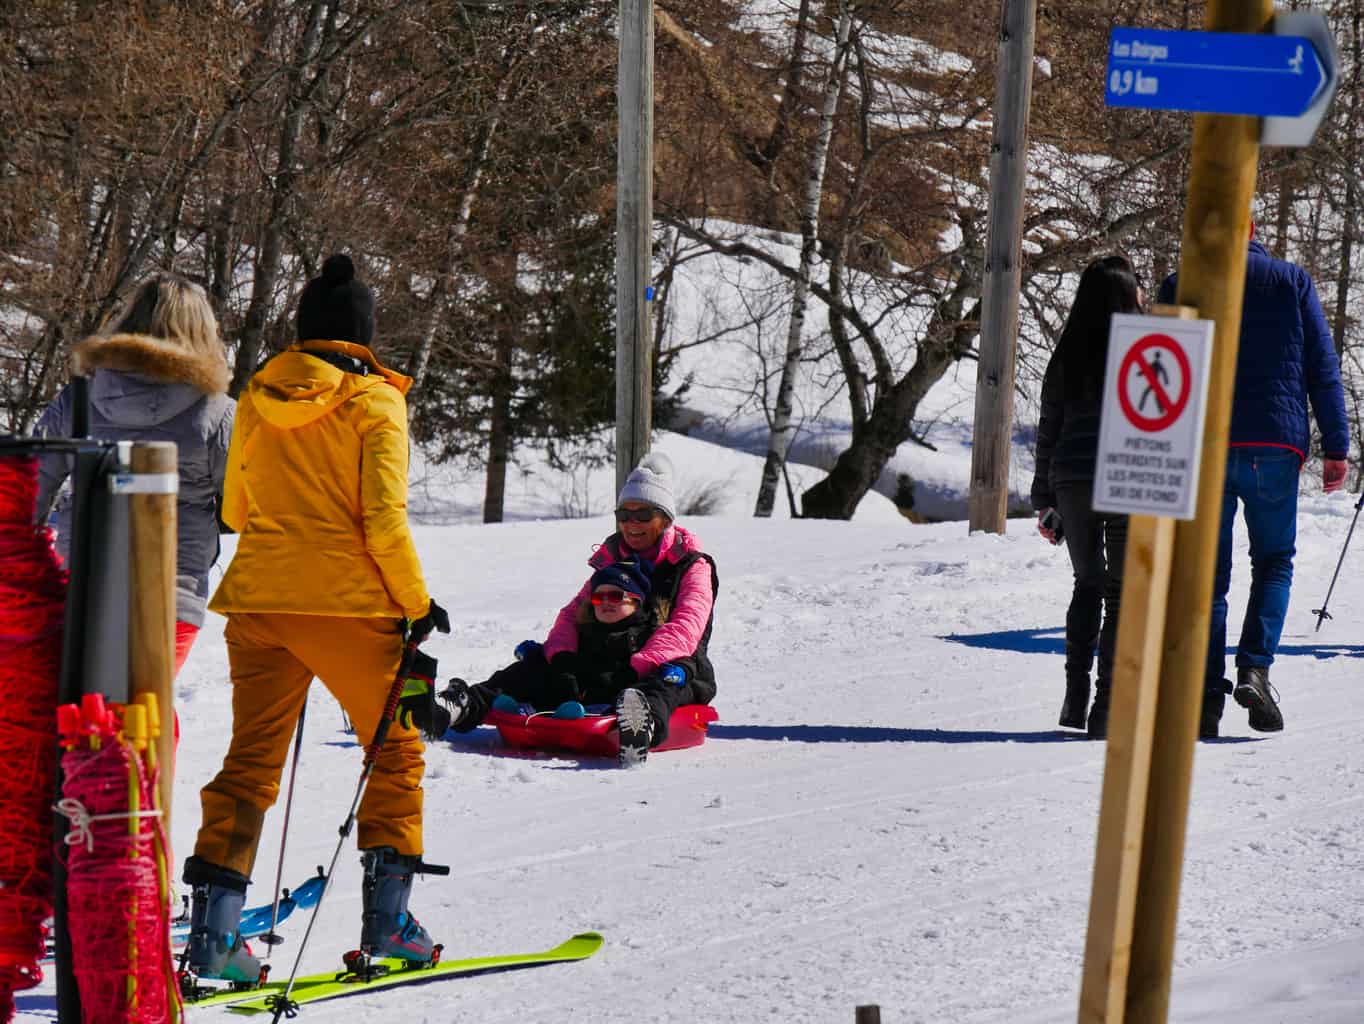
968, 0, 1037, 533
1125, 4, 1269, 1017
616, 0, 654, 492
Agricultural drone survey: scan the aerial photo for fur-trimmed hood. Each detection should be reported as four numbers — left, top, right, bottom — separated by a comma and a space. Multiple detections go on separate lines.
73, 332, 230, 395
34, 333, 236, 627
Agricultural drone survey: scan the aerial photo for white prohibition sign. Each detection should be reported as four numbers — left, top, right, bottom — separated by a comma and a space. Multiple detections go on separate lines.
1093, 313, 1214, 521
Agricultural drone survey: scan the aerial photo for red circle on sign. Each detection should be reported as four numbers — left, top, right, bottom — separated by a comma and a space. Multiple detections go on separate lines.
1116, 334, 1191, 432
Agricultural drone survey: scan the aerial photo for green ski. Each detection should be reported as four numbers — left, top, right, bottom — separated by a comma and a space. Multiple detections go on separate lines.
185, 932, 603, 1013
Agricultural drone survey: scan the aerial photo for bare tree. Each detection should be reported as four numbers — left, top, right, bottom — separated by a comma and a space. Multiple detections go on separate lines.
754, 0, 854, 516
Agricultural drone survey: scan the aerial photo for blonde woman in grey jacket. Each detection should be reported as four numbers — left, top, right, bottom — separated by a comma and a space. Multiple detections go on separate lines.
35, 274, 235, 672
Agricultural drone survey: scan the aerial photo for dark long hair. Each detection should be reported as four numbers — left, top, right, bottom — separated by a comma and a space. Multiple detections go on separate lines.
1055, 255, 1142, 401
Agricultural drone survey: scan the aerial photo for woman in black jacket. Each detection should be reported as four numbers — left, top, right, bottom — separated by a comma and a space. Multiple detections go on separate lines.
1031, 256, 1142, 739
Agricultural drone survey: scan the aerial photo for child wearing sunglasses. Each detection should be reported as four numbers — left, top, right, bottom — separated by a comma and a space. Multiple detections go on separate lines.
449, 562, 675, 719
446, 452, 718, 766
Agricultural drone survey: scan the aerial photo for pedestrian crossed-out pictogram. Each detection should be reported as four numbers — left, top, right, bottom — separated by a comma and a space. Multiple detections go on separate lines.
1116, 334, 1192, 433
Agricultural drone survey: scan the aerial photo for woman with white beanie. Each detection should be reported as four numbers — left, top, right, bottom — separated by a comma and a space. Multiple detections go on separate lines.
449, 451, 719, 766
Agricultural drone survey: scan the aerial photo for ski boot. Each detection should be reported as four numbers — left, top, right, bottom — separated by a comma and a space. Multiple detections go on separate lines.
345, 847, 443, 980
179, 856, 266, 998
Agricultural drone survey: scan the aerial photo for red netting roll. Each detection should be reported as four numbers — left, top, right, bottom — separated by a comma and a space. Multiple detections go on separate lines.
0, 455, 66, 1022
57, 706, 171, 1024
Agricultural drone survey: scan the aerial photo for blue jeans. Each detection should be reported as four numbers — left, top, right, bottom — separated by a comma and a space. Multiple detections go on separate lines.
1205, 447, 1300, 686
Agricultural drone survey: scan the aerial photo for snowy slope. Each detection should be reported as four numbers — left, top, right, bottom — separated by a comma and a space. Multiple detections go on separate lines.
20, 453, 1364, 1023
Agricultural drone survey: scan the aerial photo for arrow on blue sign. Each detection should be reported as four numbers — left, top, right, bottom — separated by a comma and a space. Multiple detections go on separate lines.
1105, 27, 1328, 117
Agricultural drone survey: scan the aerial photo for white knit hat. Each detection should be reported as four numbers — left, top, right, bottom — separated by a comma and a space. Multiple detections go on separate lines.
617, 451, 677, 521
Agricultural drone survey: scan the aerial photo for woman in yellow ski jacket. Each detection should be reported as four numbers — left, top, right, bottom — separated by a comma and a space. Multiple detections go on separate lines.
185, 255, 448, 982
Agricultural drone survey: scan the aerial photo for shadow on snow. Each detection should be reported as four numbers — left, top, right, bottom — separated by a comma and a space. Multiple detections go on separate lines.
940, 626, 1364, 661
706, 724, 1078, 745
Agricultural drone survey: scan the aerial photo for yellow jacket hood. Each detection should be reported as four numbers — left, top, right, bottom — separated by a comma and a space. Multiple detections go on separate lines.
249, 341, 412, 431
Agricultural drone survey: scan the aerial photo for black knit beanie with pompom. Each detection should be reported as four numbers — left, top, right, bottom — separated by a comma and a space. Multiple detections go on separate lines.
295, 254, 375, 346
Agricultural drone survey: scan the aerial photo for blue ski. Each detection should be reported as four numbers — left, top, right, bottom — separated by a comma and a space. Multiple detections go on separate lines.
172, 871, 327, 945
45, 871, 327, 962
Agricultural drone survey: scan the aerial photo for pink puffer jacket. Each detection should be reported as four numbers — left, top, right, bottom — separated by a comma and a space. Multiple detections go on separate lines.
542, 524, 714, 678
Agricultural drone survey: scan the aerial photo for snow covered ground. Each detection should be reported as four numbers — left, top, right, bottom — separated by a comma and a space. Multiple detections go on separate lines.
18, 437, 1364, 1024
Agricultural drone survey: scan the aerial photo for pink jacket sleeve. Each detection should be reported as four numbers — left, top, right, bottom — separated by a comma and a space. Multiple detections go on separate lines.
543, 580, 590, 660
629, 559, 714, 677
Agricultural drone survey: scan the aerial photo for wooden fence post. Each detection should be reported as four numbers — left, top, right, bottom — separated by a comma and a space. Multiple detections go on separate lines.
126, 442, 177, 849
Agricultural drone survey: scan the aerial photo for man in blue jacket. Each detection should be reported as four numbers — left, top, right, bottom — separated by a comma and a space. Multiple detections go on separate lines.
1159, 224, 1348, 738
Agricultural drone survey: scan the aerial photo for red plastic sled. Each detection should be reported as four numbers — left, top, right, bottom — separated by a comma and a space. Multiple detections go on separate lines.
485, 704, 719, 758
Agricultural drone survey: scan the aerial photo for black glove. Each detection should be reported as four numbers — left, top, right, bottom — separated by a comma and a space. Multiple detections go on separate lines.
398, 650, 452, 739
409, 599, 450, 644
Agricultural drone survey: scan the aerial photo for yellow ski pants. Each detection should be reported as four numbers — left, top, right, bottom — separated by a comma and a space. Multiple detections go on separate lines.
193, 612, 424, 878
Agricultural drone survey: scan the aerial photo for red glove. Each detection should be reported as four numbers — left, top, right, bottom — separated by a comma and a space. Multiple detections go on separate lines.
1323, 458, 1348, 494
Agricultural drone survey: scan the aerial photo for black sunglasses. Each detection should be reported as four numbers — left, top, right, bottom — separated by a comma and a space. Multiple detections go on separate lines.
614, 507, 658, 524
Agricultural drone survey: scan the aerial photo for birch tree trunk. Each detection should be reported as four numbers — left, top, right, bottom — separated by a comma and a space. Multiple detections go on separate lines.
753, 0, 853, 517
407, 107, 501, 389
408, 37, 524, 389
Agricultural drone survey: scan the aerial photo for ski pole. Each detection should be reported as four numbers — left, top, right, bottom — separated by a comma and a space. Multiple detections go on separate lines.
260, 702, 307, 957
1311, 489, 1364, 631
265, 634, 419, 1023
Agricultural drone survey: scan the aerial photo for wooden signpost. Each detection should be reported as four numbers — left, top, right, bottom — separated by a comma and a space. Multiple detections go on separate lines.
1079, 1, 1339, 1021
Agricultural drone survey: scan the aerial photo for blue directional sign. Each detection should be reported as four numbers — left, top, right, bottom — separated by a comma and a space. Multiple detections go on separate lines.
1105, 27, 1329, 117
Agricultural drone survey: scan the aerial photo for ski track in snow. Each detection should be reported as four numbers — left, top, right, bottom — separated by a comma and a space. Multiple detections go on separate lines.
22, 500, 1364, 1023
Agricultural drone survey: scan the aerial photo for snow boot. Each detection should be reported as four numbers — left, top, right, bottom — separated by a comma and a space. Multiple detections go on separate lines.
1058, 675, 1089, 731
1234, 666, 1283, 733
1199, 679, 1234, 739
1086, 688, 1110, 741
554, 700, 586, 720
615, 687, 654, 767
182, 856, 263, 983
442, 678, 499, 733
360, 847, 438, 962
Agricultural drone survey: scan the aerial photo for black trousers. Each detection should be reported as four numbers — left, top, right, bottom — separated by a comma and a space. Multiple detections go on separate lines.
1054, 484, 1129, 693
